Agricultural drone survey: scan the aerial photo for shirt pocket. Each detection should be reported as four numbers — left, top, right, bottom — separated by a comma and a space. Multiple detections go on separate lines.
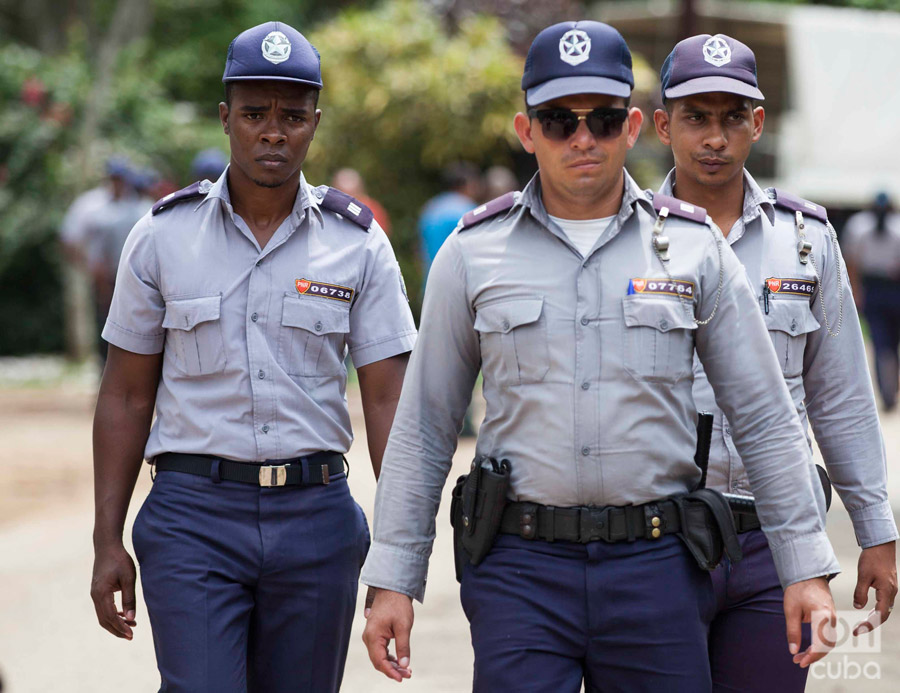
622, 296, 697, 383
474, 297, 549, 386
764, 299, 820, 377
280, 294, 350, 377
162, 294, 226, 377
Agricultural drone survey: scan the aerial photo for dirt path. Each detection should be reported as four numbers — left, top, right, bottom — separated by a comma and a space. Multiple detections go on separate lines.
1, 383, 898, 691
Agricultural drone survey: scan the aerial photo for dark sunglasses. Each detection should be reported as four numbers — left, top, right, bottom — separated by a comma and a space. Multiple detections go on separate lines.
527, 107, 629, 141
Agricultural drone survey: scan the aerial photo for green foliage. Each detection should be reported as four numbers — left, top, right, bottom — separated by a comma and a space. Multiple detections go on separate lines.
306, 0, 524, 305
0, 38, 226, 354
147, 0, 377, 108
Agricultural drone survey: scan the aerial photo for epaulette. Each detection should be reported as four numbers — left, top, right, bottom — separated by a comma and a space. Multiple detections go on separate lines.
152, 181, 208, 215
460, 191, 518, 229
318, 187, 373, 230
651, 193, 707, 224
770, 188, 828, 223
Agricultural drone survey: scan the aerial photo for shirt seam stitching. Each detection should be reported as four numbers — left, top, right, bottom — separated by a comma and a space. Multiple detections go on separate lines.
105, 321, 164, 340
348, 330, 417, 354
371, 541, 430, 561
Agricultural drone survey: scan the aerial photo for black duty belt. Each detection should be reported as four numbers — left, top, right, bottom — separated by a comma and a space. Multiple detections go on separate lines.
154, 452, 344, 488
500, 499, 682, 543
734, 512, 761, 533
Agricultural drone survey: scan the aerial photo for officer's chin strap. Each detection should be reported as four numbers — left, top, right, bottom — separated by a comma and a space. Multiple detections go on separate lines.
652, 206, 724, 326
794, 211, 844, 337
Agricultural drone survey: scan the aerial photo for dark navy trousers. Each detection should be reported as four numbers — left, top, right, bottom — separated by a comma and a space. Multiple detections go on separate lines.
863, 279, 900, 410
708, 529, 810, 693
460, 533, 716, 692
132, 469, 369, 693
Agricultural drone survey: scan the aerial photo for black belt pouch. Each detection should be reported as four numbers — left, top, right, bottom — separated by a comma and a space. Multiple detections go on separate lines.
675, 488, 743, 571
450, 457, 511, 581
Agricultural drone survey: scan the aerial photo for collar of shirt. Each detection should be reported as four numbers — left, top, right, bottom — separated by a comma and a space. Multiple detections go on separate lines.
516, 169, 654, 256
198, 165, 314, 254
659, 167, 774, 244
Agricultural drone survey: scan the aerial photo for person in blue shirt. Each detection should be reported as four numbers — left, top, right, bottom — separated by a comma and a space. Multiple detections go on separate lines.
418, 162, 482, 271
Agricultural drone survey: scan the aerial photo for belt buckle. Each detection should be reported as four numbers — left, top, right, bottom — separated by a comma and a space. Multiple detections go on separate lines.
259, 465, 287, 487
579, 507, 609, 543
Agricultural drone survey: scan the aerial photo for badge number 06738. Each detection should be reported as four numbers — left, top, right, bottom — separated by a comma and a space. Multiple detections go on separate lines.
295, 278, 354, 303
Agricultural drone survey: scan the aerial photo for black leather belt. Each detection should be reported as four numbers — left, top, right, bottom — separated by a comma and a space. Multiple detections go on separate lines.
733, 512, 761, 533
500, 499, 682, 543
154, 452, 344, 488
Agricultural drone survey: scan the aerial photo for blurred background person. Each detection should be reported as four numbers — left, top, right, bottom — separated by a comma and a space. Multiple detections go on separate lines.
80, 157, 147, 363
191, 147, 228, 183
844, 192, 900, 411
483, 165, 518, 201
331, 167, 392, 235
418, 162, 481, 272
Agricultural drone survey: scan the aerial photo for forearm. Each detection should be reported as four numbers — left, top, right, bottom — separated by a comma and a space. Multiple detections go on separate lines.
358, 353, 409, 479
362, 399, 400, 480
92, 389, 155, 547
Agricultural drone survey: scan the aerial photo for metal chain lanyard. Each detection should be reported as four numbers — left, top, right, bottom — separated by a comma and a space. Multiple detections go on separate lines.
794, 211, 844, 337
652, 207, 724, 326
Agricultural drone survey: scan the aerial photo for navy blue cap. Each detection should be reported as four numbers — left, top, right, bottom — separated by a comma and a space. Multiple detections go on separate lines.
522, 21, 633, 107
105, 155, 132, 178
661, 34, 764, 101
192, 149, 228, 180
223, 21, 323, 89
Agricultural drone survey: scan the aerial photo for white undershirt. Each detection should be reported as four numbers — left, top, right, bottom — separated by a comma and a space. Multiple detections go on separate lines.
549, 215, 616, 257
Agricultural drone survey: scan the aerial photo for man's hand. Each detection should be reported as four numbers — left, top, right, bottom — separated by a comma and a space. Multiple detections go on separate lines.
362, 587, 414, 682
90, 541, 137, 640
783, 576, 836, 668
853, 541, 898, 635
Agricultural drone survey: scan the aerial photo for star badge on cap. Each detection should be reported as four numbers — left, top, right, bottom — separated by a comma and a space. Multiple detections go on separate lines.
262, 31, 292, 65
703, 36, 731, 67
559, 29, 591, 66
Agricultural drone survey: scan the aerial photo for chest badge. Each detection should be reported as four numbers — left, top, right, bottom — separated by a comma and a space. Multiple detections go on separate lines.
628, 277, 694, 298
295, 279, 354, 303
765, 277, 816, 297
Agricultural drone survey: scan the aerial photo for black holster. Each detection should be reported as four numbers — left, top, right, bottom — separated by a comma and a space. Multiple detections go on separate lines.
450, 456, 511, 582
674, 488, 743, 571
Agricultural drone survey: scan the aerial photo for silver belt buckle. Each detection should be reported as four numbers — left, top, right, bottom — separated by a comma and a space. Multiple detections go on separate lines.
259, 465, 287, 487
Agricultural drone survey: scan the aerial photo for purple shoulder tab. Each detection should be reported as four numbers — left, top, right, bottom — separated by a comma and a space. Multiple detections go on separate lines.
771, 188, 828, 223
461, 191, 517, 229
320, 187, 374, 230
151, 181, 206, 215
652, 193, 707, 224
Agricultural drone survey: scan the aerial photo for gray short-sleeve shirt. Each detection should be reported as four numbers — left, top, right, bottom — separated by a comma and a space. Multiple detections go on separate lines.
103, 170, 416, 462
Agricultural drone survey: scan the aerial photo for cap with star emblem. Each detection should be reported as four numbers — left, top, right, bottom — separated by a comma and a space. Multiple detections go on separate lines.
522, 21, 634, 107
222, 21, 323, 89
660, 34, 764, 101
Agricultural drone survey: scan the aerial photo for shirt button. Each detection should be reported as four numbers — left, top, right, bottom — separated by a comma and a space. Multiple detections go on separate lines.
258, 370, 265, 379
725, 426, 732, 436
261, 424, 269, 433
502, 319, 510, 330
251, 312, 259, 322
314, 321, 323, 332
581, 446, 590, 456
581, 317, 590, 326
658, 318, 669, 330
256, 260, 261, 267
581, 381, 590, 390
790, 319, 797, 332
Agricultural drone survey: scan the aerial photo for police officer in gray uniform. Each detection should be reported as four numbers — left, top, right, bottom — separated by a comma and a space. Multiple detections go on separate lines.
89, 21, 416, 692
361, 21, 838, 692
653, 34, 898, 691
